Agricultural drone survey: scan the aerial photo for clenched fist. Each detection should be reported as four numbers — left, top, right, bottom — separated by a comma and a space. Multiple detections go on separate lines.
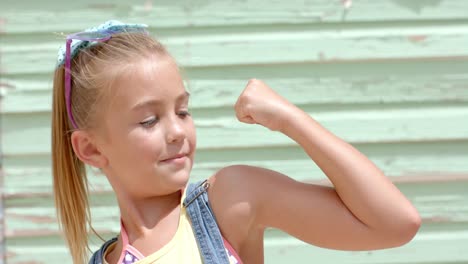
234, 79, 298, 132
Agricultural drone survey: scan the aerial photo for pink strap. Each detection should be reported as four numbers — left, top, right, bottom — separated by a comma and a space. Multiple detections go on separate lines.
117, 220, 145, 263
223, 237, 243, 264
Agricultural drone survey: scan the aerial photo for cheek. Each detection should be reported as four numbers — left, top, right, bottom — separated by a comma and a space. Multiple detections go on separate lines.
124, 129, 165, 160
187, 121, 197, 148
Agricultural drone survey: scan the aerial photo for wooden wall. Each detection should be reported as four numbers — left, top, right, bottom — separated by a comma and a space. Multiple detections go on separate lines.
1, 0, 467, 263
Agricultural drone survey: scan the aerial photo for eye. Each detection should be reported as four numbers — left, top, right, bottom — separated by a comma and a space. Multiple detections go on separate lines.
140, 117, 158, 128
178, 110, 191, 118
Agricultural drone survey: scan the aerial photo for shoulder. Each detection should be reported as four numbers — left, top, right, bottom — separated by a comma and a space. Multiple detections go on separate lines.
207, 165, 269, 213
208, 164, 293, 205
208, 165, 254, 195
209, 164, 275, 190
205, 165, 272, 258
207, 164, 259, 221
207, 164, 291, 207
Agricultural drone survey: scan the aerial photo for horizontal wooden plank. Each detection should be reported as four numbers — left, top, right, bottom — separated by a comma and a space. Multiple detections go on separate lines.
3, 105, 468, 156
3, 75, 468, 113
4, 138, 468, 196
2, 52, 468, 81
3, 1, 468, 263
5, 179, 468, 238
2, 0, 468, 35
4, 138, 467, 170
2, 24, 468, 75
263, 230, 468, 264
5, 229, 468, 263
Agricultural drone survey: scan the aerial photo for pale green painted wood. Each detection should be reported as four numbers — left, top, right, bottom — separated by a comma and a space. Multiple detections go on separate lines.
263, 231, 468, 264
3, 76, 468, 113
3, 27, 468, 74
4, 141, 468, 196
3, 106, 468, 156
3, 0, 468, 34
2, 0, 468, 263
5, 180, 468, 237
4, 140, 468, 191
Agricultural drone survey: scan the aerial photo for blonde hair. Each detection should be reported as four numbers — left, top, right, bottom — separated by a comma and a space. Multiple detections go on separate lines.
51, 32, 169, 263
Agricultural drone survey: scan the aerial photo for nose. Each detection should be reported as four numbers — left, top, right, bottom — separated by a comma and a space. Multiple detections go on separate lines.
165, 115, 185, 143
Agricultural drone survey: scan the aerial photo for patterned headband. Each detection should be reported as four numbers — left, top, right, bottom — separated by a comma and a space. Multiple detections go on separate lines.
57, 20, 148, 129
56, 20, 148, 68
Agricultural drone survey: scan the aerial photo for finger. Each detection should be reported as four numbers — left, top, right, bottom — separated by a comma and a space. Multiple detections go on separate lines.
234, 96, 248, 121
235, 106, 250, 123
238, 115, 256, 124
234, 100, 242, 120
247, 78, 259, 86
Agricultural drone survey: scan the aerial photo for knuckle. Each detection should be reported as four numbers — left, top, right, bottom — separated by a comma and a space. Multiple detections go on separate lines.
247, 78, 260, 86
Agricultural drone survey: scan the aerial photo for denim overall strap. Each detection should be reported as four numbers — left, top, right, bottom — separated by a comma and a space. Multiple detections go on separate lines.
89, 180, 230, 264
184, 180, 231, 264
88, 237, 118, 264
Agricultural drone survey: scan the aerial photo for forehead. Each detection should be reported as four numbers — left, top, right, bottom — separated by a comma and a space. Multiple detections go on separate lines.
110, 55, 186, 108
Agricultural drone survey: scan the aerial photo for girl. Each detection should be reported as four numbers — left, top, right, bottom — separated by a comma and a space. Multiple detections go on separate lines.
52, 21, 421, 264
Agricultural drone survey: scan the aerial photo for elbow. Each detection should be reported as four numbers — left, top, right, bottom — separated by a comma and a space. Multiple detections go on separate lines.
399, 213, 421, 245
385, 210, 422, 248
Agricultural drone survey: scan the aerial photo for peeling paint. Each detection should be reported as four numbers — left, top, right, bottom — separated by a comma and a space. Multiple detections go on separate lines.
3, 1, 468, 263
143, 0, 153, 12
423, 216, 452, 223
0, 17, 6, 34
408, 35, 428, 43
391, 0, 444, 13
7, 213, 55, 224
87, 3, 117, 10
342, 0, 353, 9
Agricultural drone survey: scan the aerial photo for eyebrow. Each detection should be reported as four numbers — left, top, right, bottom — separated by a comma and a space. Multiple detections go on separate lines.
131, 91, 190, 111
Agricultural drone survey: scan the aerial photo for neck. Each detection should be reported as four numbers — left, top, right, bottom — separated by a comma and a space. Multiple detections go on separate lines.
117, 190, 182, 241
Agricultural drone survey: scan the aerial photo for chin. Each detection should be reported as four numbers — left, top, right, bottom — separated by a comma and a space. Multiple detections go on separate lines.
168, 169, 192, 190
155, 158, 193, 192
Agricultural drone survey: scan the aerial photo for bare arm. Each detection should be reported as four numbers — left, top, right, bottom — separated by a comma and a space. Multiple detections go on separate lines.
216, 79, 421, 250
293, 109, 420, 227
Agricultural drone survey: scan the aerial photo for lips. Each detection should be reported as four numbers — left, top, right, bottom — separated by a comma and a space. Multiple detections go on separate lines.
161, 153, 187, 162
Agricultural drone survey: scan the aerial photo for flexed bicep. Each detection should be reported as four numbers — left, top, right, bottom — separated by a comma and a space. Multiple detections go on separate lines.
229, 165, 414, 251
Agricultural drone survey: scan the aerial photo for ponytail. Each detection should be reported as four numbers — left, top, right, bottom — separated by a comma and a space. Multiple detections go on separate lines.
51, 30, 173, 263
51, 66, 91, 264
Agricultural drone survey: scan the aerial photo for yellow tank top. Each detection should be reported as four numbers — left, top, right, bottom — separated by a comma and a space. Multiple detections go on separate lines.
102, 190, 242, 264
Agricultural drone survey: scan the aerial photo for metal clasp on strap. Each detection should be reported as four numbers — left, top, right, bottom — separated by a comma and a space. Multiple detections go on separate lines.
184, 180, 210, 207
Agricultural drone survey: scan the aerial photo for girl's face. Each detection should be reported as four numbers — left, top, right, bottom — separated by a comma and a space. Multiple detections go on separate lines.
96, 55, 196, 198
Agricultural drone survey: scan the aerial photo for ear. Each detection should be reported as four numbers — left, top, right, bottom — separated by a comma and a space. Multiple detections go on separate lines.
70, 130, 108, 169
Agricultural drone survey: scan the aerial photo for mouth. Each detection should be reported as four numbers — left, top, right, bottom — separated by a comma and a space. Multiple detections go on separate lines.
160, 153, 188, 163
